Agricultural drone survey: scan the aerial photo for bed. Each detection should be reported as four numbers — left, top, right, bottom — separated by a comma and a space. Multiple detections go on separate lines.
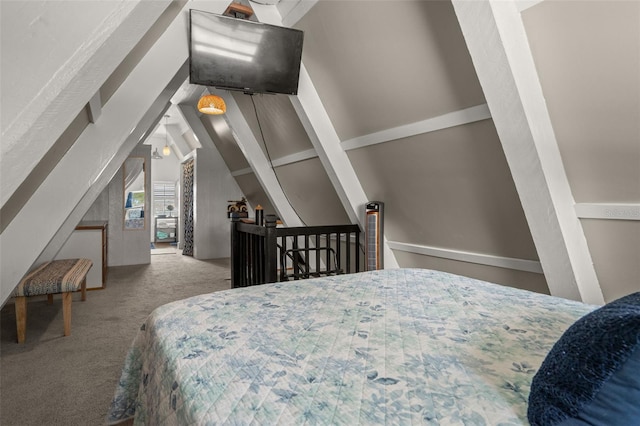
107, 268, 598, 425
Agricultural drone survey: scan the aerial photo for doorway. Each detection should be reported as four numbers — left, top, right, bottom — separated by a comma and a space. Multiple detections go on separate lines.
151, 181, 179, 255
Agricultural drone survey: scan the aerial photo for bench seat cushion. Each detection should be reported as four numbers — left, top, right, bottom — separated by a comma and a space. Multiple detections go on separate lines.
14, 258, 93, 297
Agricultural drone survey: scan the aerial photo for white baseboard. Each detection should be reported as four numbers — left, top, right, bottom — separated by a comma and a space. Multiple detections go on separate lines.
387, 240, 543, 273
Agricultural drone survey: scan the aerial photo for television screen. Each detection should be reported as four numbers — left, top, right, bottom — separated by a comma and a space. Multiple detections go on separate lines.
189, 9, 304, 95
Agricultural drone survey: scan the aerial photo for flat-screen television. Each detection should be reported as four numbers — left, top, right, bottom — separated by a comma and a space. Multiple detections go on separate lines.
189, 9, 304, 95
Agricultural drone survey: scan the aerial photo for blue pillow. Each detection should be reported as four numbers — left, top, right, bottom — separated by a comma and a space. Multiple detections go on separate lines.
527, 292, 640, 426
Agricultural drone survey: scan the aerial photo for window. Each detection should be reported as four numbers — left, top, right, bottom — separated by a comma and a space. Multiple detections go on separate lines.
153, 181, 177, 217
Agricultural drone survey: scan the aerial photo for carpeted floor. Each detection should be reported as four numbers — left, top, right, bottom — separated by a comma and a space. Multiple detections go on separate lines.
0, 252, 231, 425
151, 241, 177, 255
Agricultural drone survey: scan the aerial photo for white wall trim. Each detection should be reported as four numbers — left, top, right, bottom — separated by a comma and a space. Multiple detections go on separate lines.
341, 104, 491, 151
575, 203, 640, 221
388, 241, 544, 274
271, 148, 318, 168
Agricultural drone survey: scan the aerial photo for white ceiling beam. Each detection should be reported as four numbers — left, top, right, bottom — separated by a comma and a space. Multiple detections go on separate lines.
278, 0, 319, 27
251, 3, 399, 268
166, 123, 190, 161
212, 89, 304, 227
176, 105, 216, 160
174, 108, 203, 151
452, 0, 604, 304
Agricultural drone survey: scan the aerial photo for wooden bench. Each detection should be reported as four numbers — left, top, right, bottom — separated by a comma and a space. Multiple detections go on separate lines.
13, 258, 93, 343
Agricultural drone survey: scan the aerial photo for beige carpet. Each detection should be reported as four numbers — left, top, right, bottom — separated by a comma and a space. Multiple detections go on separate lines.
151, 242, 177, 255
0, 252, 232, 426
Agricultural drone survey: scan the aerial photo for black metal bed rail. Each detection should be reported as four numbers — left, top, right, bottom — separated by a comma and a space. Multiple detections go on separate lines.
230, 214, 361, 288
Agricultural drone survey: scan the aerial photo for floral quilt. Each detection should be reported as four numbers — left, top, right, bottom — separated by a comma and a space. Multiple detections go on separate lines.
107, 268, 594, 425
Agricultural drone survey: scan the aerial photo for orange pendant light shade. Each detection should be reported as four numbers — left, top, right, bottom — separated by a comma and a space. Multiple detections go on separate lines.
198, 95, 226, 115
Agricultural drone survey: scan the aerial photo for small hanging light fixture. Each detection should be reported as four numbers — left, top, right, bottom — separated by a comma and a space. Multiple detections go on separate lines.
152, 148, 163, 160
198, 94, 226, 115
162, 114, 171, 156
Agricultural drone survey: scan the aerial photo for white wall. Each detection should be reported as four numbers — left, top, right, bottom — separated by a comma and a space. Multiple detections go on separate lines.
192, 140, 246, 260
148, 134, 181, 181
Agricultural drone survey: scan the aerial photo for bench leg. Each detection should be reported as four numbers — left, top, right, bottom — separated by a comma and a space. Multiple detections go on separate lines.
15, 297, 27, 344
47, 294, 53, 304
62, 292, 72, 337
81, 277, 86, 302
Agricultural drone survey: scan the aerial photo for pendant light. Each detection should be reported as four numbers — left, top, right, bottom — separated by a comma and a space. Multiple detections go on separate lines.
197, 94, 226, 115
162, 114, 171, 156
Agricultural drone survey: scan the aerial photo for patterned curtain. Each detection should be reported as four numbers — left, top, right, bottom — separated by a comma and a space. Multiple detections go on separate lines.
182, 159, 195, 256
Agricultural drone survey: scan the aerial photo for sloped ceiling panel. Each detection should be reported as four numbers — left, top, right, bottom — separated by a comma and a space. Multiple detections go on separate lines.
272, 158, 350, 226
523, 1, 639, 202
233, 92, 314, 158
295, 0, 486, 141
523, 1, 640, 301
101, 1, 187, 105
1, 1, 123, 128
348, 119, 538, 260
200, 114, 251, 172
233, 172, 277, 215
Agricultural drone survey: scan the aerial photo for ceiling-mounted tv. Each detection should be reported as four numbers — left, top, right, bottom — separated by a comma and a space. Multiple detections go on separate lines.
189, 9, 304, 95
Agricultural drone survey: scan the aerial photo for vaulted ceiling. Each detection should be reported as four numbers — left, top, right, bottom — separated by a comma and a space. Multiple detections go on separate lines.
1, 0, 638, 306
